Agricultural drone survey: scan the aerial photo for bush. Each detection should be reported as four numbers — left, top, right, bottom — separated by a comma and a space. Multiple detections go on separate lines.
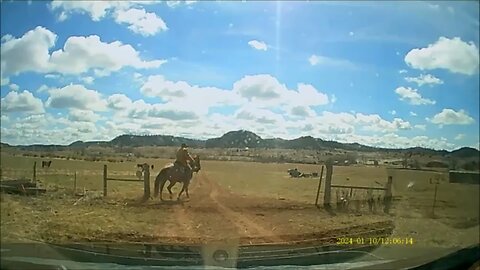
425, 161, 449, 168
461, 161, 479, 171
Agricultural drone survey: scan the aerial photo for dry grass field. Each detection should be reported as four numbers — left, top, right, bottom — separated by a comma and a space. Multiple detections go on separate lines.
1, 152, 478, 252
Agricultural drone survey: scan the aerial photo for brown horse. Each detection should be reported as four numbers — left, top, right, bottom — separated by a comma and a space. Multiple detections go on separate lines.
154, 155, 201, 201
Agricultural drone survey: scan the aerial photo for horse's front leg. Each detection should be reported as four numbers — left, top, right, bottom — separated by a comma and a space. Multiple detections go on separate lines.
167, 181, 175, 200
177, 183, 187, 201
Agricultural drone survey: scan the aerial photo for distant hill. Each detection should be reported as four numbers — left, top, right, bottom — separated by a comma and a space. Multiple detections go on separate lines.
2, 130, 479, 158
205, 130, 262, 148
109, 134, 204, 148
450, 147, 480, 158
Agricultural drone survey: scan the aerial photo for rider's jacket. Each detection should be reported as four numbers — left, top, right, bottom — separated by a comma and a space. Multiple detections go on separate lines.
176, 147, 194, 167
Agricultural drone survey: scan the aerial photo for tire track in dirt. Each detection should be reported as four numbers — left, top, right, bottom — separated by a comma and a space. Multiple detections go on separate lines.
200, 173, 283, 242
170, 174, 201, 239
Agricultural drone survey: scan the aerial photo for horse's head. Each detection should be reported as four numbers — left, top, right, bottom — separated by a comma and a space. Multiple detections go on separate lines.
191, 155, 201, 173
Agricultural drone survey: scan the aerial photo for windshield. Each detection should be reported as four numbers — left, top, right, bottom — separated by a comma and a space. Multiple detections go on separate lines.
1, 1, 479, 269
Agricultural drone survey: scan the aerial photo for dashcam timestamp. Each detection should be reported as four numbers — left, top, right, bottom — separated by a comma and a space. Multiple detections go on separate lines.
336, 237, 414, 245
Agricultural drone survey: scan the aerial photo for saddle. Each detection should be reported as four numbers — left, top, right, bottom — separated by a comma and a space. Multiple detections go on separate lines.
174, 161, 191, 176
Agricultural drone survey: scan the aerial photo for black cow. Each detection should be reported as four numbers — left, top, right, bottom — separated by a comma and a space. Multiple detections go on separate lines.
42, 160, 52, 168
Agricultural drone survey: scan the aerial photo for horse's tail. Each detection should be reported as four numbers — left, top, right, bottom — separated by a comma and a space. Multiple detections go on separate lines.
154, 168, 169, 197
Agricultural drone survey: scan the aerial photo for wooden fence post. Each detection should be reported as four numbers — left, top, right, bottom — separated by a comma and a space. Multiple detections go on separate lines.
103, 165, 108, 197
314, 166, 325, 207
383, 176, 393, 213
73, 171, 77, 195
323, 162, 333, 207
33, 161, 37, 183
143, 163, 150, 200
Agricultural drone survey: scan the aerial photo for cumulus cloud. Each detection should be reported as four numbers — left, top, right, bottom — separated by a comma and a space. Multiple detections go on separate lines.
1, 26, 56, 78
107, 94, 133, 110
49, 35, 166, 74
405, 37, 479, 75
355, 113, 412, 132
248, 40, 268, 51
166, 1, 197, 8
233, 74, 284, 101
68, 109, 100, 122
410, 111, 417, 116
46, 84, 107, 111
231, 75, 330, 109
1, 26, 166, 80
429, 108, 475, 126
395, 86, 436, 105
399, 69, 408, 74
9, 83, 19, 91
114, 8, 168, 36
50, 1, 165, 36
1, 90, 45, 114
80, 76, 94, 84
405, 74, 443, 86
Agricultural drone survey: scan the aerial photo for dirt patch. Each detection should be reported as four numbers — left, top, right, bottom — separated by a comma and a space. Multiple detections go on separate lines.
1, 171, 394, 246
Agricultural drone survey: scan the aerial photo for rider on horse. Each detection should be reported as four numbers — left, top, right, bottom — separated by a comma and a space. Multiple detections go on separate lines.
175, 143, 195, 175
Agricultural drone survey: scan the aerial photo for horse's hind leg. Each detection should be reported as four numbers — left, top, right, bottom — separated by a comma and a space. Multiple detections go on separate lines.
167, 182, 175, 200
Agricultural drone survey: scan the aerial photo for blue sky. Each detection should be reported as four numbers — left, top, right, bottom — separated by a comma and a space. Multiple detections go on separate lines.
0, 1, 479, 150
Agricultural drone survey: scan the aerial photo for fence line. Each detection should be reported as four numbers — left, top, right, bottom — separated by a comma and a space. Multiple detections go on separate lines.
321, 163, 393, 213
103, 164, 150, 200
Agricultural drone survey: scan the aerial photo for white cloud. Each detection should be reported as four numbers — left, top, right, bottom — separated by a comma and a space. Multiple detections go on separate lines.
1, 27, 166, 80
80, 76, 94, 84
46, 84, 107, 111
308, 54, 356, 69
233, 74, 284, 101
355, 113, 412, 132
1, 26, 56, 79
68, 109, 100, 122
9, 83, 19, 91
454, 134, 465, 140
330, 133, 456, 151
107, 94, 133, 110
166, 1, 197, 8
58, 11, 68, 21
114, 8, 168, 36
36, 85, 50, 93
399, 69, 408, 74
1, 90, 45, 114
235, 106, 284, 125
429, 109, 475, 126
415, 124, 426, 130
410, 111, 417, 116
49, 35, 166, 74
405, 37, 479, 75
248, 40, 268, 51
405, 74, 443, 86
395, 86, 436, 105
389, 110, 396, 115
45, 74, 61, 79
50, 1, 119, 21
289, 105, 316, 118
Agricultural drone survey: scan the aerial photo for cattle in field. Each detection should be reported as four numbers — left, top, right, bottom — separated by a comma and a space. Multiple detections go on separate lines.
42, 161, 52, 168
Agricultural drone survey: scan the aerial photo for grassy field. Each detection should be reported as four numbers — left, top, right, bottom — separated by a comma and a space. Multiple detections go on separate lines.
1, 152, 478, 249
